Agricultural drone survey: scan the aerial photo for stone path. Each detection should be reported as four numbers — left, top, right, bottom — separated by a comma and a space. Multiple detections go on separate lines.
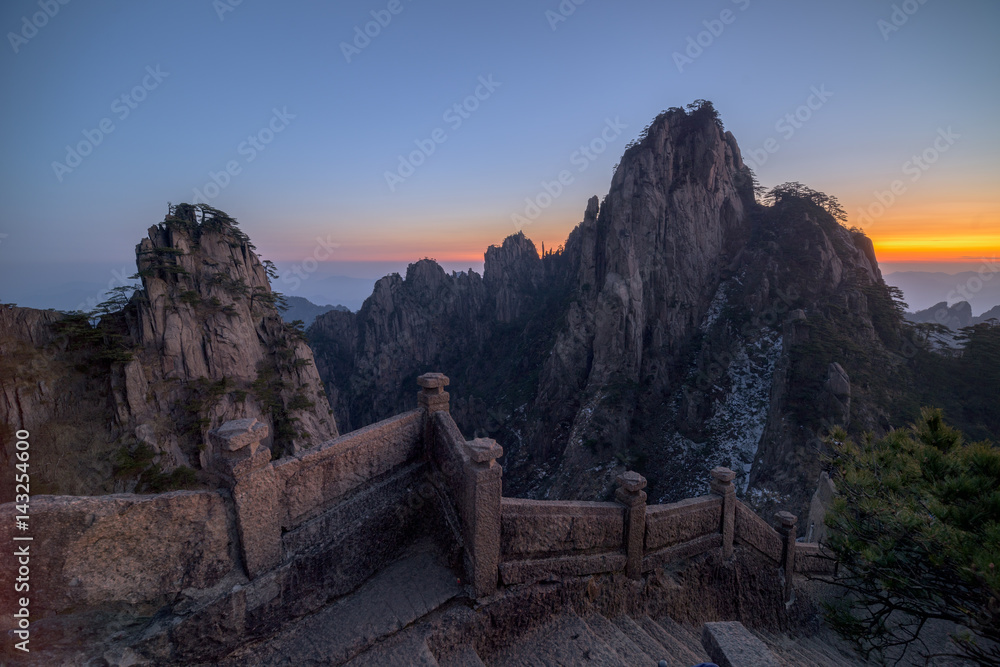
220, 541, 462, 666
219, 539, 873, 667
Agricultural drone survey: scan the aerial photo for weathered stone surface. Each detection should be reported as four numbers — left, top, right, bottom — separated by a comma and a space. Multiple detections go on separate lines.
210, 418, 269, 452
581, 613, 655, 665
221, 542, 461, 666
644, 495, 722, 551
273, 408, 423, 529
232, 464, 282, 579
734, 501, 783, 563
417, 372, 450, 390
702, 621, 781, 667
642, 533, 722, 572
466, 437, 502, 464
0, 491, 236, 610
431, 410, 502, 596
490, 612, 623, 667
616, 470, 647, 493
806, 471, 837, 543
794, 542, 837, 574
500, 498, 624, 557
499, 553, 628, 585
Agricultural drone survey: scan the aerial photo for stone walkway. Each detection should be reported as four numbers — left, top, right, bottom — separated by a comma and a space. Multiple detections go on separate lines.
220, 541, 462, 666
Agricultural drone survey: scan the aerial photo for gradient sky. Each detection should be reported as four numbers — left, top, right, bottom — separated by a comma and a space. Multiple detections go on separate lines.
1, 0, 998, 310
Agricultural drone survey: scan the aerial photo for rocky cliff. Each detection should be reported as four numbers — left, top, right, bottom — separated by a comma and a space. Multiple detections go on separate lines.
0, 204, 337, 497
310, 102, 911, 519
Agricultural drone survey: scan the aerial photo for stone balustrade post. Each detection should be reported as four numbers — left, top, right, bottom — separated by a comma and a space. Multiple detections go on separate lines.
711, 467, 736, 559
417, 373, 450, 448
776, 511, 798, 603
417, 372, 450, 413
208, 418, 281, 579
464, 437, 503, 598
615, 471, 647, 579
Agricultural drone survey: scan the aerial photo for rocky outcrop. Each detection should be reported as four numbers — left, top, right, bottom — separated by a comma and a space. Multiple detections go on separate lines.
0, 306, 121, 496
0, 204, 337, 496
906, 300, 974, 329
114, 204, 337, 469
311, 102, 909, 519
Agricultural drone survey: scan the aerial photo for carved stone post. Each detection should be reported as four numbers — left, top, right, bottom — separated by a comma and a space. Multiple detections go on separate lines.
465, 437, 503, 598
776, 511, 798, 603
615, 471, 647, 580
209, 418, 281, 579
417, 373, 450, 449
711, 467, 736, 559
417, 372, 450, 413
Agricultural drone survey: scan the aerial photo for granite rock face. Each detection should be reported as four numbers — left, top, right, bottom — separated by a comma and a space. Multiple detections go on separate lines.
310, 103, 907, 518
0, 205, 337, 495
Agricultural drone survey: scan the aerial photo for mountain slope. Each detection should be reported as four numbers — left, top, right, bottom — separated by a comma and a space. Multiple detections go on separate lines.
1, 204, 337, 497
309, 102, 913, 517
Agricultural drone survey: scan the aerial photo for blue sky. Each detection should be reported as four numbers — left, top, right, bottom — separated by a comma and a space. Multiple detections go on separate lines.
1, 0, 998, 311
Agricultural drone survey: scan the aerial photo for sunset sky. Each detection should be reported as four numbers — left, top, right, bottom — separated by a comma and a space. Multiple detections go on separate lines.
1, 0, 997, 310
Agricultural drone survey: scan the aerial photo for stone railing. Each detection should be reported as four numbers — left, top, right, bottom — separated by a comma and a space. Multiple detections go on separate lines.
0, 383, 441, 661
0, 372, 835, 662
489, 463, 829, 601
499, 498, 626, 585
426, 384, 503, 598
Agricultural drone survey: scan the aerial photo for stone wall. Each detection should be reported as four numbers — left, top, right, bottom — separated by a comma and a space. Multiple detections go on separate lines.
495, 468, 828, 589
0, 491, 237, 613
644, 495, 722, 551
273, 408, 424, 530
734, 501, 784, 564
0, 373, 835, 664
428, 396, 502, 598
0, 399, 438, 663
501, 499, 625, 558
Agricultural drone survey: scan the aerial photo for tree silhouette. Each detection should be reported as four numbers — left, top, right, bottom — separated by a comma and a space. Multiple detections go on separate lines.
765, 181, 848, 222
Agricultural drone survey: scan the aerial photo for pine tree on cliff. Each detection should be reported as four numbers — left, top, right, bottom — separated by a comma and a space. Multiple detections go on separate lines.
822, 408, 1000, 665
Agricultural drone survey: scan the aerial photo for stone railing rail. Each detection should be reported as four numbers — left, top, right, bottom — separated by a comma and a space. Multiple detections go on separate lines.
0, 388, 438, 658
487, 463, 830, 600
0, 373, 834, 662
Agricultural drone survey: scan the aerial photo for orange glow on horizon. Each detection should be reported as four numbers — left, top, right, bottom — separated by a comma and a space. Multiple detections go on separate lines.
847, 192, 998, 265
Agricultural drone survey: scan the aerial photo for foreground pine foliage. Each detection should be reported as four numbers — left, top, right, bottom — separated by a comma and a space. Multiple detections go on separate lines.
823, 408, 1000, 664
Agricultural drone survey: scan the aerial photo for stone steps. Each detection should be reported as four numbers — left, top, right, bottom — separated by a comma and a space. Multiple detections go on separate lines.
750, 627, 870, 667
490, 611, 626, 665
481, 611, 714, 666
337, 599, 872, 667
220, 540, 462, 666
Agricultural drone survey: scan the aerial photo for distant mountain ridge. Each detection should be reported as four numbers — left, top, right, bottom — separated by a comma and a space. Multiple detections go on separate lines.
308, 102, 913, 519
905, 300, 1000, 330
886, 270, 1000, 315
280, 295, 348, 327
